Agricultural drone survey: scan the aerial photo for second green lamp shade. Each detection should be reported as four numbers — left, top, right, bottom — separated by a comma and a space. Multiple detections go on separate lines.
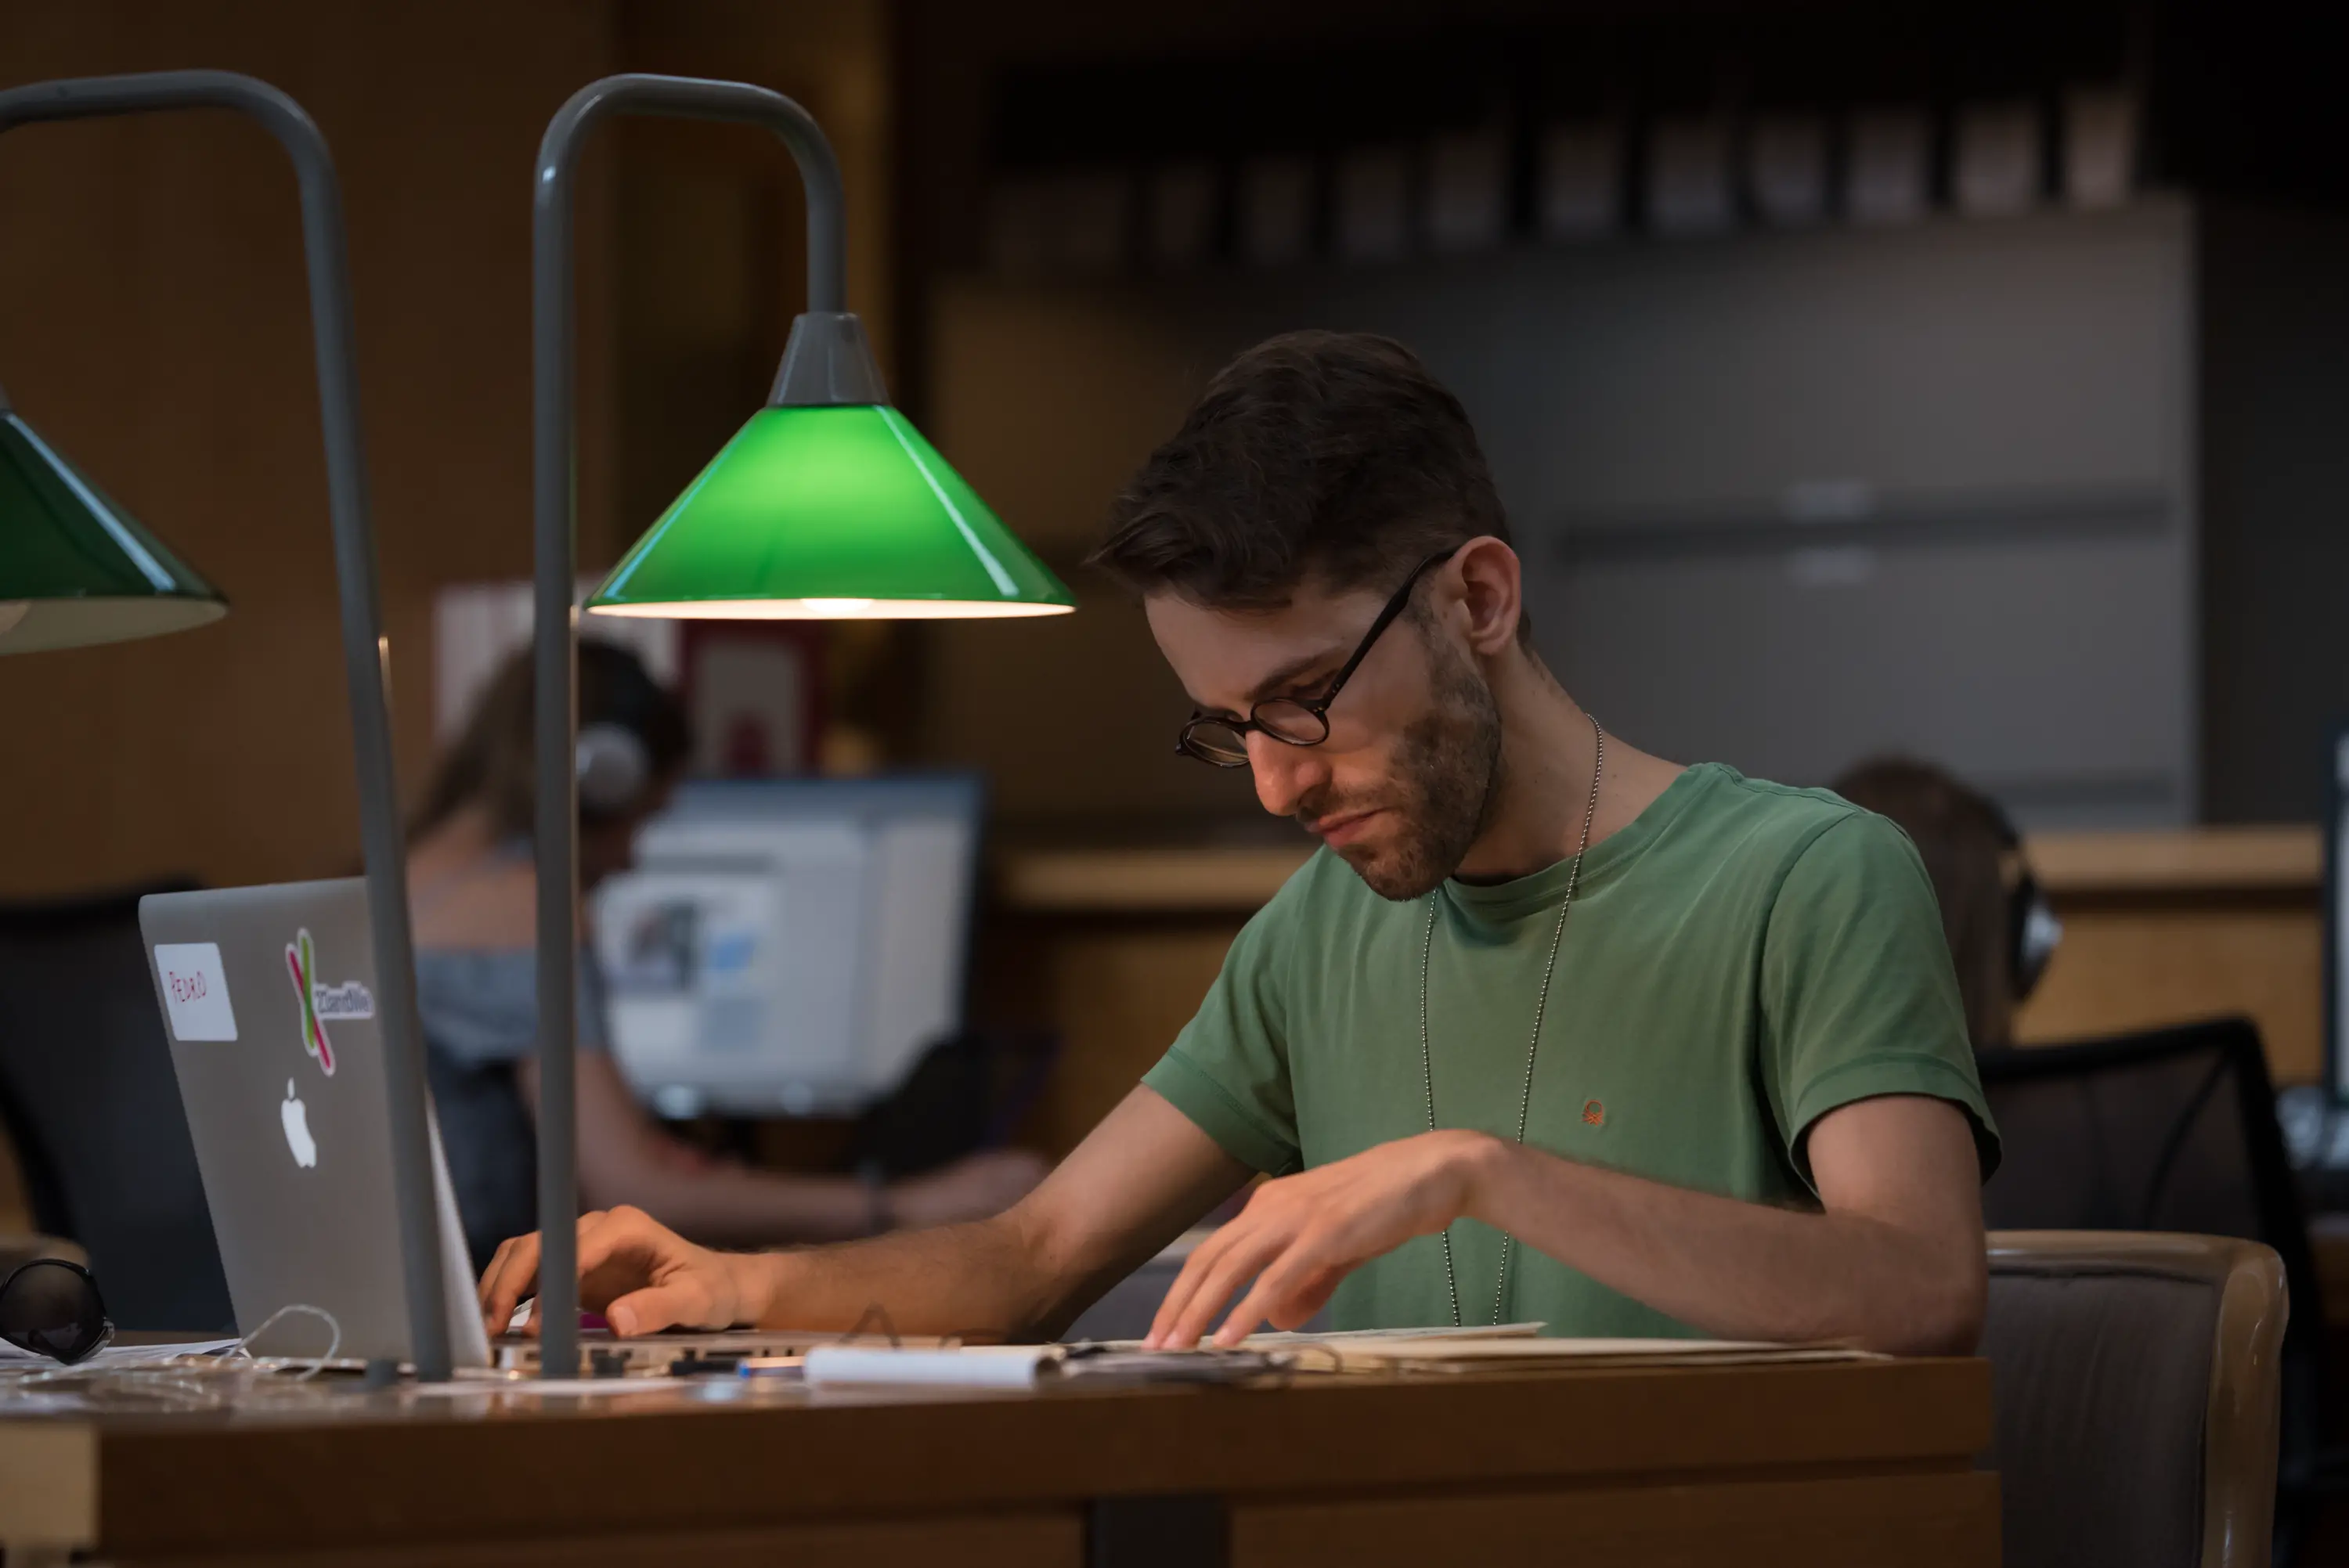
587, 404, 1072, 620
0, 404, 226, 654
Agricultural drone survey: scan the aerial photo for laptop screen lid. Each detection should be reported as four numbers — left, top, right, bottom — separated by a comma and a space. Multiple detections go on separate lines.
139, 879, 487, 1368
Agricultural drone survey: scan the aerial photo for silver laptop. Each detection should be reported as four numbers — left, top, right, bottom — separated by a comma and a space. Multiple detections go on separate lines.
139, 879, 489, 1368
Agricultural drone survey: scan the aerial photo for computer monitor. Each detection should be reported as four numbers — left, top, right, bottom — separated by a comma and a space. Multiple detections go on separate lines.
590, 774, 983, 1118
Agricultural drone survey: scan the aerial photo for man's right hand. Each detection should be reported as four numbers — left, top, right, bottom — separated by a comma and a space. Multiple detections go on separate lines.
478, 1089, 1254, 1345
478, 1206, 767, 1339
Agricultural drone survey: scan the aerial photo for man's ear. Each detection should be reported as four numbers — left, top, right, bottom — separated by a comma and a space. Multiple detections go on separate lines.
1450, 536, 1524, 656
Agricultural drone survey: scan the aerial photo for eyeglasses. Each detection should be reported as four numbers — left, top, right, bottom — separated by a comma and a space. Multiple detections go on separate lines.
1176, 548, 1458, 767
0, 1257, 112, 1365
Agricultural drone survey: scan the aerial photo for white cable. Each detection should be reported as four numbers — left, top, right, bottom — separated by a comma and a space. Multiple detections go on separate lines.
227, 1303, 343, 1382
0, 1302, 345, 1408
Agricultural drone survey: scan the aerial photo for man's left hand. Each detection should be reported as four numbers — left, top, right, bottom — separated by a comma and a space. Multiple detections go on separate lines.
1144, 1130, 1499, 1348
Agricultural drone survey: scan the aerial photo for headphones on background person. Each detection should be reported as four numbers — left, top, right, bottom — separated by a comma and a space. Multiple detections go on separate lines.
569, 638, 690, 822
575, 721, 653, 819
1986, 797, 2063, 1000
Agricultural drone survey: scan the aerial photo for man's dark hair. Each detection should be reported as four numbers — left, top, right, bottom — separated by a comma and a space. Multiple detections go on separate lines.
1089, 331, 1524, 638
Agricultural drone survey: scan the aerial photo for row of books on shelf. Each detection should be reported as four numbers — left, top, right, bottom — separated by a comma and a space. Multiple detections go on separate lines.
986, 85, 2142, 277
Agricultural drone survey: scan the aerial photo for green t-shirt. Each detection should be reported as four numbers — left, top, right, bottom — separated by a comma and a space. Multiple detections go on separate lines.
1142, 762, 1998, 1339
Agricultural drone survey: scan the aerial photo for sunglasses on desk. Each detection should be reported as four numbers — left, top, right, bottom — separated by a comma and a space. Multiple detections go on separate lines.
0, 1257, 113, 1365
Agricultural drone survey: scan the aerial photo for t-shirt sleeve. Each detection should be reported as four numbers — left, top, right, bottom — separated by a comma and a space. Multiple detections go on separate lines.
1141, 890, 1304, 1176
1758, 811, 2001, 1190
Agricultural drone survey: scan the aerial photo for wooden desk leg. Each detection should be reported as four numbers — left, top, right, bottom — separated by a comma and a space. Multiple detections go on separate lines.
1090, 1494, 1229, 1567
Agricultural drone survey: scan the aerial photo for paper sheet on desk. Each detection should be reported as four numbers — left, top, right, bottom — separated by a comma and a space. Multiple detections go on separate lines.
802, 1343, 1298, 1389
408, 1377, 696, 1398
798, 1331, 1539, 1389
798, 1328, 1875, 1390
1081, 1322, 1546, 1352
1280, 1335, 1881, 1375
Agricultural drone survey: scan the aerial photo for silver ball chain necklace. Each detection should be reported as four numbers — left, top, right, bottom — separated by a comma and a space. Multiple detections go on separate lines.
1418, 712, 1605, 1329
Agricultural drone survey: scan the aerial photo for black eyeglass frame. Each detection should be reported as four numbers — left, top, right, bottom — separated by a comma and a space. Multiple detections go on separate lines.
1174, 547, 1460, 767
0, 1256, 114, 1366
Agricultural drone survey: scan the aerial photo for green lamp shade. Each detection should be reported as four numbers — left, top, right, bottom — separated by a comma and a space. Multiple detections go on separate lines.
586, 405, 1073, 620
0, 409, 226, 653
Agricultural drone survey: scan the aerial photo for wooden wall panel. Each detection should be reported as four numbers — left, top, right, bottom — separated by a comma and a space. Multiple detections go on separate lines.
2015, 899, 2323, 1082
0, 0, 622, 899
976, 914, 1246, 1155
611, 0, 894, 532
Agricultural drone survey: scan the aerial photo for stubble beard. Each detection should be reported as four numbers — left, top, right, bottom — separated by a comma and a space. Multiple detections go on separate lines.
1319, 636, 1503, 901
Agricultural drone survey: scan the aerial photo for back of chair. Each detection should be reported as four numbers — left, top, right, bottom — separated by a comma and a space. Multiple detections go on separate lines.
0, 883, 233, 1331
1983, 1232, 2286, 1568
1975, 1019, 2306, 1248
1976, 1017, 2324, 1485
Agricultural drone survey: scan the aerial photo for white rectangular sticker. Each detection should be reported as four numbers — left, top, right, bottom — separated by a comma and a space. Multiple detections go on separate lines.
153, 943, 238, 1041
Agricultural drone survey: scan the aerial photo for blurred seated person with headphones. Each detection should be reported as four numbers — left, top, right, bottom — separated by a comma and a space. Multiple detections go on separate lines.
407, 640, 1045, 1271
1830, 758, 2061, 1052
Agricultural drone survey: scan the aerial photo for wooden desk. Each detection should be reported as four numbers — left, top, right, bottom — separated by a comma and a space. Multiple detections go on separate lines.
983, 826, 2326, 1152
0, 1357, 1995, 1565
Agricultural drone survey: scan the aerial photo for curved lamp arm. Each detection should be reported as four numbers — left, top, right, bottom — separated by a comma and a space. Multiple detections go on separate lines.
0, 70, 450, 1379
530, 74, 850, 1379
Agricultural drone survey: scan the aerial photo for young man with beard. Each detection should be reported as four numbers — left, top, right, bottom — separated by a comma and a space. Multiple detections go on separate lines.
478, 332, 1998, 1354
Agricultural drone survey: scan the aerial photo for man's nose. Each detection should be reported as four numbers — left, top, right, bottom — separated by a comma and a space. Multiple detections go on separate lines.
1247, 734, 1328, 817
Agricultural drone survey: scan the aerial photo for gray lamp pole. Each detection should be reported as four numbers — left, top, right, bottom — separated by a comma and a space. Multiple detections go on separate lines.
531, 74, 854, 1379
0, 70, 451, 1379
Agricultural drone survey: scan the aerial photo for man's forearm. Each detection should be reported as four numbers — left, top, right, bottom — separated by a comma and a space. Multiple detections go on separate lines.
595, 1161, 875, 1249
733, 1209, 1063, 1341
1465, 1140, 1983, 1355
726, 1088, 1250, 1341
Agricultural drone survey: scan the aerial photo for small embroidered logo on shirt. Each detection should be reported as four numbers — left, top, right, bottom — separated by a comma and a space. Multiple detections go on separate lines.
1582, 1099, 1605, 1126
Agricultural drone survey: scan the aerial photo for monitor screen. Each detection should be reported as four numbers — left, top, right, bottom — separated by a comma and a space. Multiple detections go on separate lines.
590, 774, 983, 1117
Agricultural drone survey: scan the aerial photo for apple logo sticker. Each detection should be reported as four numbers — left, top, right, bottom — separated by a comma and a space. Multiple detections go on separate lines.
282, 1079, 318, 1170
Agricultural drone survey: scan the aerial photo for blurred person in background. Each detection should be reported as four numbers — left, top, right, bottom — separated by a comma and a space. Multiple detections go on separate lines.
1830, 757, 2060, 1052
407, 641, 1043, 1271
